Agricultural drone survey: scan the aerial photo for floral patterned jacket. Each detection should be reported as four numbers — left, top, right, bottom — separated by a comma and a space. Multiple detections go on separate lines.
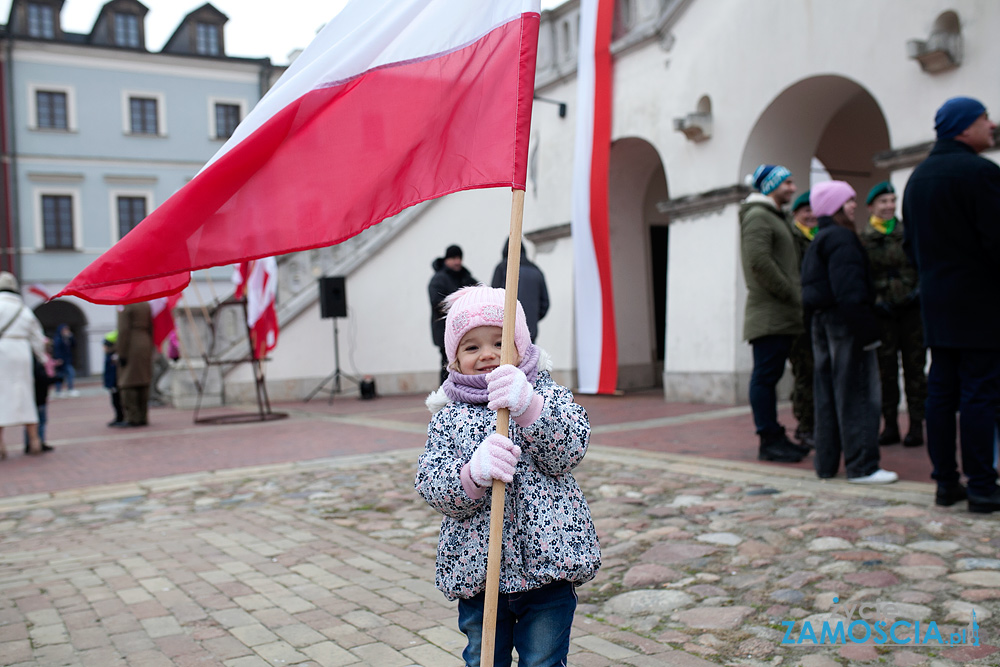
415, 368, 601, 601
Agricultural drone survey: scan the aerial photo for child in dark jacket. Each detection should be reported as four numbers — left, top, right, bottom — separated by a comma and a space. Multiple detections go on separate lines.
415, 285, 600, 667
801, 181, 897, 485
104, 333, 126, 427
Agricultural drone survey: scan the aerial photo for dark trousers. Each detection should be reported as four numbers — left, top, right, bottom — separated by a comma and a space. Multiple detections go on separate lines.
121, 385, 150, 425
925, 347, 1000, 494
789, 332, 815, 434
811, 311, 881, 478
108, 387, 124, 422
876, 304, 928, 423
749, 334, 794, 436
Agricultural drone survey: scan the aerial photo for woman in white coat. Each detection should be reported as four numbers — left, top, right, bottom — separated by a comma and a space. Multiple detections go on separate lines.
0, 271, 47, 458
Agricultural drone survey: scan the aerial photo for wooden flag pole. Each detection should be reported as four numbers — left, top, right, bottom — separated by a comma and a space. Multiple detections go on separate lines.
481, 188, 526, 666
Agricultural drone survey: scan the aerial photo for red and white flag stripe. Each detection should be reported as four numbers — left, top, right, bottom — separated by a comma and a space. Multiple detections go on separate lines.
571, 0, 617, 394
57, 0, 541, 305
233, 258, 279, 359
149, 293, 182, 348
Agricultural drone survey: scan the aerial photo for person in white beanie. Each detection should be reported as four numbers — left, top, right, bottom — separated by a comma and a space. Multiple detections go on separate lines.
415, 284, 600, 667
800, 182, 897, 485
0, 271, 47, 458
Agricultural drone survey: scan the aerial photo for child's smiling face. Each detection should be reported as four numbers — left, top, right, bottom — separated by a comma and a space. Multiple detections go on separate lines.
455, 326, 520, 375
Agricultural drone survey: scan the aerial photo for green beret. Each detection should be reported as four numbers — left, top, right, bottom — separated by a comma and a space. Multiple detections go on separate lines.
866, 181, 895, 206
792, 191, 811, 212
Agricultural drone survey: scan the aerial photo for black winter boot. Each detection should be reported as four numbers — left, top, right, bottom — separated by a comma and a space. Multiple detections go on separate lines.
878, 419, 901, 446
903, 419, 924, 447
758, 431, 806, 463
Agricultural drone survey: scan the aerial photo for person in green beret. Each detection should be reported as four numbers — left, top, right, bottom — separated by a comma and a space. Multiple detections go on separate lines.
788, 190, 817, 449
860, 181, 927, 448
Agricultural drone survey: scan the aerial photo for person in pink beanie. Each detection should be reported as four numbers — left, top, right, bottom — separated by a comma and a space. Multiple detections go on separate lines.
415, 284, 600, 667
800, 181, 898, 485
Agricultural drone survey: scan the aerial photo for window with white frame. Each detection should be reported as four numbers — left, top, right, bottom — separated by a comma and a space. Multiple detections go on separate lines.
35, 90, 68, 130
114, 12, 140, 48
26, 3, 55, 39
116, 195, 147, 238
196, 22, 220, 55
41, 194, 74, 249
214, 102, 240, 139
129, 96, 158, 134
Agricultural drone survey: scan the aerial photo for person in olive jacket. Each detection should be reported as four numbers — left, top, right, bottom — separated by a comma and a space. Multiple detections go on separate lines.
902, 96, 1000, 513
801, 181, 897, 485
739, 164, 808, 463
860, 181, 926, 448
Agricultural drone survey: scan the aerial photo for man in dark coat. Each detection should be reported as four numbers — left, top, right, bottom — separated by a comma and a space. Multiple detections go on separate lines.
902, 96, 1000, 513
428, 245, 477, 383
490, 238, 550, 341
116, 301, 154, 427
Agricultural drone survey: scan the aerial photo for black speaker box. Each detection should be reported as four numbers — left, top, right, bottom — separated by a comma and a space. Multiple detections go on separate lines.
318, 276, 347, 319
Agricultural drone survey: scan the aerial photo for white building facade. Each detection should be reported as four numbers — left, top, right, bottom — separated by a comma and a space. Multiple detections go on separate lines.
0, 0, 276, 375
234, 0, 998, 405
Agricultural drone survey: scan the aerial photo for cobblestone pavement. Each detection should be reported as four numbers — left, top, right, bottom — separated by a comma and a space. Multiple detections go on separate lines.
0, 390, 997, 666
2, 444, 999, 666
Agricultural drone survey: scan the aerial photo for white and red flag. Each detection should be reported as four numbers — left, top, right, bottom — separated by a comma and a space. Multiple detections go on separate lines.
27, 283, 52, 301
55, 0, 541, 305
150, 292, 182, 348
233, 258, 279, 359
571, 0, 617, 394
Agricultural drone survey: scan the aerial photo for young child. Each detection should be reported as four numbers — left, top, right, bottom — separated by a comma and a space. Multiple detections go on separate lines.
103, 332, 126, 427
24, 338, 56, 454
415, 285, 601, 667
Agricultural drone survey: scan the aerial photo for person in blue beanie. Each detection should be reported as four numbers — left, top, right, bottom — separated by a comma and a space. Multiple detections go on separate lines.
902, 96, 1000, 513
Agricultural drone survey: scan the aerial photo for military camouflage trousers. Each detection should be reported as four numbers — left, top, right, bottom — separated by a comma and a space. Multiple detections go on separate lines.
789, 332, 814, 434
876, 303, 928, 422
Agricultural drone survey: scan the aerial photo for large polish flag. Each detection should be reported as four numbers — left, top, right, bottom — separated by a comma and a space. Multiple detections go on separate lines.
571, 0, 617, 394
56, 0, 541, 305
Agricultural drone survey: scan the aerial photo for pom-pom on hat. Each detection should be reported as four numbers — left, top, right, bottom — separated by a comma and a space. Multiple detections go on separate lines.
751, 164, 792, 195
0, 271, 19, 293
810, 181, 857, 218
792, 191, 811, 212
443, 285, 530, 364
935, 96, 986, 140
866, 181, 895, 206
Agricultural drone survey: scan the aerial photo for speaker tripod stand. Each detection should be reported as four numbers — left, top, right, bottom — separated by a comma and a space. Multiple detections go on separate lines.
305, 317, 359, 403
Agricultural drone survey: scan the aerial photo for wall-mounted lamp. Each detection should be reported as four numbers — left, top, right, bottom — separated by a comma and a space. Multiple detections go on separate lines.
533, 95, 567, 118
674, 95, 712, 142
907, 10, 962, 73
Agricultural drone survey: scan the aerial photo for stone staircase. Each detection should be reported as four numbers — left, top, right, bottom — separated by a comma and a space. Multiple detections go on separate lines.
169, 201, 432, 408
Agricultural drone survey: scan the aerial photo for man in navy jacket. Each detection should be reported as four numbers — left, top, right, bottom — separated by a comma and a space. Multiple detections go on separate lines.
902, 96, 1000, 513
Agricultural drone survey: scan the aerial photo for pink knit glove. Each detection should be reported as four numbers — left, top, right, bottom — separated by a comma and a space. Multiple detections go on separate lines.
486, 364, 535, 417
469, 434, 521, 487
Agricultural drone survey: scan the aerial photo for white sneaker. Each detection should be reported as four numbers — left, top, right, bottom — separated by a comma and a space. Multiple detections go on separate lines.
848, 469, 898, 484
68, 390, 80, 397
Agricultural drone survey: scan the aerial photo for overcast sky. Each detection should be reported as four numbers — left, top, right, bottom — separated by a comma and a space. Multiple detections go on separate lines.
0, 1, 566, 65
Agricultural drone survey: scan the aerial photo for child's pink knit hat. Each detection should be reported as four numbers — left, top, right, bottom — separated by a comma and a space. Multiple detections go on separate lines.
443, 285, 531, 364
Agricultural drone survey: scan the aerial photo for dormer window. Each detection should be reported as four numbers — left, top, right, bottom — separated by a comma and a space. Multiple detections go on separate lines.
114, 12, 140, 48
26, 2, 56, 38
196, 22, 220, 55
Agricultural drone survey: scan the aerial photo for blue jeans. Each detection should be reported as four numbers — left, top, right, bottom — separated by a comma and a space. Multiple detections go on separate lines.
56, 364, 75, 391
925, 347, 1000, 494
23, 404, 47, 446
749, 334, 795, 436
458, 580, 577, 667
